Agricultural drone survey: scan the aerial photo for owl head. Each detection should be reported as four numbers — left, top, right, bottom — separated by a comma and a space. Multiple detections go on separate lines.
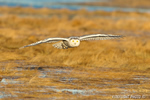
68, 38, 80, 47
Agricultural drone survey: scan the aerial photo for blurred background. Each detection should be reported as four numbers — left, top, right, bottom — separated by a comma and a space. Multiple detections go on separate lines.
0, 0, 150, 12
0, 0, 150, 100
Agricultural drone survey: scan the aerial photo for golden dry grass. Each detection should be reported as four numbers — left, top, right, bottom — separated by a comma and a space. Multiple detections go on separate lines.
0, 6, 150, 99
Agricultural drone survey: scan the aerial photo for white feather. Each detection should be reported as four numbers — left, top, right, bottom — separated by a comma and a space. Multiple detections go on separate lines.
79, 34, 122, 41
20, 37, 68, 49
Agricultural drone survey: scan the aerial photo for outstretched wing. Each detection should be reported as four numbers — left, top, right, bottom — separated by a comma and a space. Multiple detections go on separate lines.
20, 37, 68, 49
79, 34, 122, 41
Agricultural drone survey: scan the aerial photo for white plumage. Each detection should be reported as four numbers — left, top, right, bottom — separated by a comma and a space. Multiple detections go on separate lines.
20, 34, 122, 49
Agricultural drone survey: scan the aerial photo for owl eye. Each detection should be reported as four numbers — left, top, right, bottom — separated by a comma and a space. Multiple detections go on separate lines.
76, 40, 78, 42
72, 40, 74, 42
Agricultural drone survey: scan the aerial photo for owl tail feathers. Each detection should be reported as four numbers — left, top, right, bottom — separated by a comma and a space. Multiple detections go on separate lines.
52, 42, 68, 49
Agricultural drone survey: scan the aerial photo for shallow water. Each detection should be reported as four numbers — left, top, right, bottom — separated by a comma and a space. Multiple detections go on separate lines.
0, 0, 150, 12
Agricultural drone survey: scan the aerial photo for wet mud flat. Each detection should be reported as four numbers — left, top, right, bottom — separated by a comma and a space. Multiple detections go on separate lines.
0, 61, 150, 99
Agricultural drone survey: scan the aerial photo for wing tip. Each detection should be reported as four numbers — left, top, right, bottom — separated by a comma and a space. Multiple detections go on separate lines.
19, 45, 30, 49
110, 34, 125, 38
119, 35, 125, 38
19, 46, 26, 49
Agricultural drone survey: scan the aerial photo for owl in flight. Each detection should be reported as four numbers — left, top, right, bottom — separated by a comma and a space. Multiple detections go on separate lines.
20, 34, 122, 49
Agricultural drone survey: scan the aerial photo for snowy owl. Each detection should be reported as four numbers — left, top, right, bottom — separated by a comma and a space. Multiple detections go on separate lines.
20, 34, 122, 49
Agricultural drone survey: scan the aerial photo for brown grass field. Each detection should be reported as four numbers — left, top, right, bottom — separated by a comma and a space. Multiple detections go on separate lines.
0, 6, 150, 99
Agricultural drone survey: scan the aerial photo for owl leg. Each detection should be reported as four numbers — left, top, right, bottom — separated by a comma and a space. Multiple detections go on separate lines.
53, 42, 63, 49
62, 42, 68, 49
53, 41, 69, 49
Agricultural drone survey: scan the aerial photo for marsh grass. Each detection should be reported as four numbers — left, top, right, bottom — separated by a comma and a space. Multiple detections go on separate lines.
0, 6, 150, 99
